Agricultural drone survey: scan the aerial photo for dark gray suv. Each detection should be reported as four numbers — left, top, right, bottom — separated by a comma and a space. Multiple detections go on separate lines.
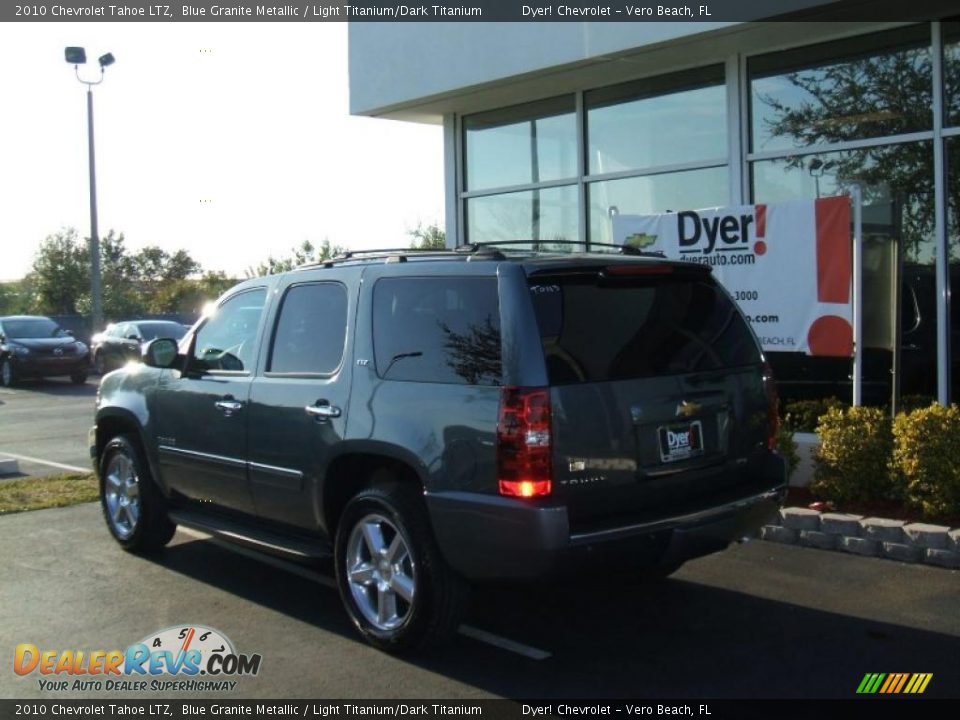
90, 246, 786, 652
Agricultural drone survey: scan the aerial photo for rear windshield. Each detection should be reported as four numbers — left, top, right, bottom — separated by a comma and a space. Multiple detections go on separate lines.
529, 275, 761, 384
137, 322, 187, 341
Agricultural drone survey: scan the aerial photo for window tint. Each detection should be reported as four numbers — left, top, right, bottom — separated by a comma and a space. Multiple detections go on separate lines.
2, 318, 61, 339
191, 288, 267, 373
373, 277, 501, 385
269, 282, 348, 375
529, 276, 760, 384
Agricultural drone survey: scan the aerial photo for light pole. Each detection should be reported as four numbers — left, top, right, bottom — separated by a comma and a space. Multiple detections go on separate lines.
64, 46, 115, 333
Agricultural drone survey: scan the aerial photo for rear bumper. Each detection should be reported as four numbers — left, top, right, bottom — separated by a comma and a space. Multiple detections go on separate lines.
426, 465, 786, 582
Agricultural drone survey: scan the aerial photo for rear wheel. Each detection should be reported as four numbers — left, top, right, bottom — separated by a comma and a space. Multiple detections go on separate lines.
99, 434, 175, 553
334, 481, 469, 652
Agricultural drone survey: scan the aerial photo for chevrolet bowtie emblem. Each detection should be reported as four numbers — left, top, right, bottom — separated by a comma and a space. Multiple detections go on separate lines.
676, 401, 702, 417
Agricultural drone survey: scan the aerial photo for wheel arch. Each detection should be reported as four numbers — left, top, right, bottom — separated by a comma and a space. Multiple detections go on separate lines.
94, 409, 165, 494
321, 444, 427, 538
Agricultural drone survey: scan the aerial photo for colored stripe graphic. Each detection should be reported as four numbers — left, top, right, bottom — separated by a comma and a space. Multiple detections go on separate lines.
814, 195, 851, 304
857, 673, 932, 694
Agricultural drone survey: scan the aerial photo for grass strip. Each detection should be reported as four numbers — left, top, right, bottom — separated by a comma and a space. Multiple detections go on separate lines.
0, 473, 98, 515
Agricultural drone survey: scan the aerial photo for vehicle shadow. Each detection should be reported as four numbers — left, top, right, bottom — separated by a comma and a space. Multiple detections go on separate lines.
149, 538, 960, 699
7, 378, 99, 397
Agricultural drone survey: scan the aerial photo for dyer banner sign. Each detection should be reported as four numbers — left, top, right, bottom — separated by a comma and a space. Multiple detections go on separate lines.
612, 196, 852, 357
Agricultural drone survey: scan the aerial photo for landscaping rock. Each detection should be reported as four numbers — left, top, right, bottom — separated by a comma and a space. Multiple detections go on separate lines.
799, 530, 836, 550
781, 507, 821, 531
924, 549, 960, 569
881, 542, 923, 563
861, 517, 906, 543
837, 536, 880, 557
761, 525, 798, 544
903, 522, 951, 550
820, 512, 863, 536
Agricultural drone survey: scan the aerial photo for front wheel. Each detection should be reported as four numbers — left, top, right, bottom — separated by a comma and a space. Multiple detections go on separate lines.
0, 358, 14, 387
334, 481, 469, 653
99, 434, 176, 553
71, 371, 88, 385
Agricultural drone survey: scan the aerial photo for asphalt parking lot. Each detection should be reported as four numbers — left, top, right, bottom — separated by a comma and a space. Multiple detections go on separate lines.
1, 379, 959, 699
0, 377, 95, 477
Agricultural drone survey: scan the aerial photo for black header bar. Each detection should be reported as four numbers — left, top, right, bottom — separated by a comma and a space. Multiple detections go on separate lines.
4, 0, 958, 23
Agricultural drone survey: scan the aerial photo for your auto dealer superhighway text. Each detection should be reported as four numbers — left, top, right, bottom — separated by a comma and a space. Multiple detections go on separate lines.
523, 706, 710, 716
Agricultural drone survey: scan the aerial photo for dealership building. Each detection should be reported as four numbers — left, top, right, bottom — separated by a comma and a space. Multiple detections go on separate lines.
348, 7, 960, 406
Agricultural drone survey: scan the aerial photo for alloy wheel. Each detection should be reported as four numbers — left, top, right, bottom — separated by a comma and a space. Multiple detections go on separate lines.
345, 513, 417, 631
103, 451, 141, 539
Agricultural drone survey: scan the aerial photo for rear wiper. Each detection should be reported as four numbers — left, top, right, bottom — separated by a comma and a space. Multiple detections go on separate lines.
382, 351, 423, 378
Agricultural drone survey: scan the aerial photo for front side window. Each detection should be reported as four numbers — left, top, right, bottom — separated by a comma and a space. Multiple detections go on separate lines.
373, 277, 501, 385
191, 288, 267, 373
268, 282, 348, 375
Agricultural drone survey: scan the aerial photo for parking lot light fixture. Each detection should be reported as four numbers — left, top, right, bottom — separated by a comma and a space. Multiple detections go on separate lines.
65, 46, 115, 333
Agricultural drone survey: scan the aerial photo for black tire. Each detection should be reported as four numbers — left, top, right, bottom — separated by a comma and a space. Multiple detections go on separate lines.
334, 479, 469, 653
71, 371, 88, 385
0, 358, 14, 388
93, 351, 105, 375
99, 434, 176, 553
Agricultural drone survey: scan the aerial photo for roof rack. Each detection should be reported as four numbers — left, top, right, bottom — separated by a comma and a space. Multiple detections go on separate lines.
295, 239, 662, 271
296, 244, 506, 270
462, 240, 665, 258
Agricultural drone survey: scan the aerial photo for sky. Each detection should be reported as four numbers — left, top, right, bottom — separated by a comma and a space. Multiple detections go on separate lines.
0, 22, 445, 281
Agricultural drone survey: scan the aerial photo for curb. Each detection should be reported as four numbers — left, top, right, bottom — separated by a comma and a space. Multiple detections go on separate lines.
760, 508, 960, 569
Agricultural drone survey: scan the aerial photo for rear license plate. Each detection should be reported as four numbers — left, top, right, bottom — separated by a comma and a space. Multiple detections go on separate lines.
658, 421, 704, 463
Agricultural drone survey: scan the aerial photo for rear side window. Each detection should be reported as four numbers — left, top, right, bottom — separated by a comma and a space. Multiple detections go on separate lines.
530, 275, 761, 384
373, 277, 501, 385
269, 282, 348, 375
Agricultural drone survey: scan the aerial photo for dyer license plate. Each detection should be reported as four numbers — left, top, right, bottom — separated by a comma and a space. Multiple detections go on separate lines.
658, 421, 704, 463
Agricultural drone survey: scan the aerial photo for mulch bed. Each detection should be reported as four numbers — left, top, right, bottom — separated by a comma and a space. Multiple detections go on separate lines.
785, 486, 960, 528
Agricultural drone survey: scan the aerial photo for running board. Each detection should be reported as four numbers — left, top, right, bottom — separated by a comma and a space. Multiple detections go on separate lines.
169, 509, 332, 562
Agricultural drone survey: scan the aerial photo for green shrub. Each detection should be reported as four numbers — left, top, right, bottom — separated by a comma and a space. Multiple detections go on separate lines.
891, 404, 960, 517
782, 397, 846, 433
776, 425, 800, 481
813, 406, 894, 503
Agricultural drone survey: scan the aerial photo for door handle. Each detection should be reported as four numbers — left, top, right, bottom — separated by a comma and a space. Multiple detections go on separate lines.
305, 402, 341, 420
215, 398, 244, 416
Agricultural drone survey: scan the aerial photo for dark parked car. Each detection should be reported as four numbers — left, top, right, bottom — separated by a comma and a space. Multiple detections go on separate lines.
91, 320, 189, 375
0, 315, 90, 387
90, 246, 786, 652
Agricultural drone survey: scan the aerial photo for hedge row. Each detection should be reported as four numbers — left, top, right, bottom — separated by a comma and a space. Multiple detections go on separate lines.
811, 403, 960, 517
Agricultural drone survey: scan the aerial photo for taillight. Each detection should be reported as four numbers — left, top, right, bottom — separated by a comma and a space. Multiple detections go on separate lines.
497, 386, 552, 498
763, 362, 779, 451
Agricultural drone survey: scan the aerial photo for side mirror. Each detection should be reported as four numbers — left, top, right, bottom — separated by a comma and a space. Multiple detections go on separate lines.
143, 338, 179, 369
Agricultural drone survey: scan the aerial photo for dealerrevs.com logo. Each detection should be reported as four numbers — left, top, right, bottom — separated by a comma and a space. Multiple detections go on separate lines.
14, 625, 261, 693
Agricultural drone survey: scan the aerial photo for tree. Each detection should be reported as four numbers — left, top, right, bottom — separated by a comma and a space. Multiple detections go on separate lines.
25, 227, 210, 320
27, 228, 88, 315
408, 222, 446, 250
245, 239, 345, 277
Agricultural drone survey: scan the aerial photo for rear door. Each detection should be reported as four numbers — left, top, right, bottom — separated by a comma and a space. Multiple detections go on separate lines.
526, 264, 769, 530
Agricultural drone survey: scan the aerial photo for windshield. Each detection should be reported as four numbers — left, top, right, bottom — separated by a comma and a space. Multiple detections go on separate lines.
137, 322, 187, 341
2, 318, 65, 339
